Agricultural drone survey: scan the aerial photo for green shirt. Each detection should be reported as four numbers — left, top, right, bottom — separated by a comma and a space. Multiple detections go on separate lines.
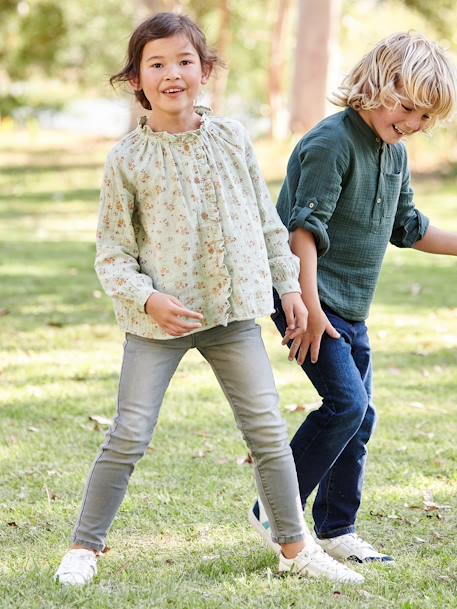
277, 107, 429, 320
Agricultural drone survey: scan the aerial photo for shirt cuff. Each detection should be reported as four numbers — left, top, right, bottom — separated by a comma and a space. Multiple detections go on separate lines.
391, 210, 430, 248
134, 287, 157, 314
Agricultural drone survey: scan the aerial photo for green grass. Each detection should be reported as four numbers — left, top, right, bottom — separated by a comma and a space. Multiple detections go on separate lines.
1, 130, 457, 608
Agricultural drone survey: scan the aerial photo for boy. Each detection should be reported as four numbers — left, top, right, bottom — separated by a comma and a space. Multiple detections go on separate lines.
250, 31, 457, 564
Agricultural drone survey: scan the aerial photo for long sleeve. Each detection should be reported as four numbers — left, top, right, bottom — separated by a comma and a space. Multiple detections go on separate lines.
390, 156, 429, 248
284, 143, 347, 257
243, 130, 301, 296
94, 153, 156, 312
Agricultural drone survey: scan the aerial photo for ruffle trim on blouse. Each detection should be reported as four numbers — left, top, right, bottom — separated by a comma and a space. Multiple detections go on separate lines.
137, 106, 212, 142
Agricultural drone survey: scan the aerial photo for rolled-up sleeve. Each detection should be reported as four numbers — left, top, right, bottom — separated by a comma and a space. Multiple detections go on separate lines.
244, 130, 301, 296
95, 154, 156, 312
390, 165, 430, 248
288, 144, 347, 257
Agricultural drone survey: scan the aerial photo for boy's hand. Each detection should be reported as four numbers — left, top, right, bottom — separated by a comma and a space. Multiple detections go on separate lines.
296, 306, 340, 364
280, 292, 308, 363
145, 292, 203, 337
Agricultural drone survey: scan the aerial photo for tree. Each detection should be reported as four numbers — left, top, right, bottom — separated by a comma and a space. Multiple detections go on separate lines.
268, 0, 291, 139
290, 0, 341, 134
210, 0, 231, 114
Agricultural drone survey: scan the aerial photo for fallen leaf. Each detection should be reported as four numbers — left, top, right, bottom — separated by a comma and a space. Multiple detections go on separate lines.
45, 485, 58, 505
237, 453, 253, 465
7, 521, 18, 528
285, 402, 320, 413
408, 401, 425, 409
413, 536, 426, 543
201, 554, 220, 562
89, 415, 112, 431
0, 308, 10, 317
47, 321, 64, 328
27, 426, 39, 433
410, 283, 422, 296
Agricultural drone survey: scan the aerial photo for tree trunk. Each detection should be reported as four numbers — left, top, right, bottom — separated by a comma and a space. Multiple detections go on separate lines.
211, 0, 231, 115
290, 0, 341, 134
269, 0, 291, 139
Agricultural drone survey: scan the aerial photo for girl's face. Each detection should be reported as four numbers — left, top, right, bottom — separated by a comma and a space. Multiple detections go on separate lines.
359, 98, 432, 144
132, 33, 210, 131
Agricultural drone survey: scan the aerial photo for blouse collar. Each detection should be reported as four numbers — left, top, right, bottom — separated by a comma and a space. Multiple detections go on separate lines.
137, 106, 212, 142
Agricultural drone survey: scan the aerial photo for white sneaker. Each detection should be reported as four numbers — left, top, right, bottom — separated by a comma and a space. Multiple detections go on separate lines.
279, 544, 364, 584
248, 500, 281, 554
317, 533, 394, 564
54, 549, 98, 586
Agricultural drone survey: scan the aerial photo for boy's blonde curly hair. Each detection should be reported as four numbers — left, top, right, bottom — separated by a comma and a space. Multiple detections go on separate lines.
332, 32, 457, 129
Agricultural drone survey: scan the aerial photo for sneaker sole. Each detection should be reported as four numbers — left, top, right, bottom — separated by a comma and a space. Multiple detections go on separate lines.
248, 509, 281, 554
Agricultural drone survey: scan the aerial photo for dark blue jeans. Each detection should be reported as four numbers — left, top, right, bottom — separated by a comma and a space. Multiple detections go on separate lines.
272, 290, 377, 539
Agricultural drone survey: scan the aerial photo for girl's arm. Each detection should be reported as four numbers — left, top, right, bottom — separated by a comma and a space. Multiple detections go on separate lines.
95, 153, 155, 311
96, 153, 202, 336
412, 225, 457, 255
242, 130, 308, 346
289, 228, 340, 364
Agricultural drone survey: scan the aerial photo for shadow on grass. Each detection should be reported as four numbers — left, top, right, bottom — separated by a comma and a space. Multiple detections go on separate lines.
374, 256, 457, 309
0, 188, 99, 206
0, 163, 104, 176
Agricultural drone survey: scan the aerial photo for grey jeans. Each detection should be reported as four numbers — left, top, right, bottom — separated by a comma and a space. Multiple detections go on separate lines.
73, 320, 305, 550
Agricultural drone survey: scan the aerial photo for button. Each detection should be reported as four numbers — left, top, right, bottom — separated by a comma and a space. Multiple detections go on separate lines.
376, 197, 382, 203
375, 137, 380, 142
309, 202, 315, 208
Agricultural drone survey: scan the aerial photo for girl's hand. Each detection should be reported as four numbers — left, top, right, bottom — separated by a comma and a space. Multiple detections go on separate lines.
145, 292, 203, 337
280, 292, 308, 363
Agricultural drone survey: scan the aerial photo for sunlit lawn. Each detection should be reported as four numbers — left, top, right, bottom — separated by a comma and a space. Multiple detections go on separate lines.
1, 130, 456, 608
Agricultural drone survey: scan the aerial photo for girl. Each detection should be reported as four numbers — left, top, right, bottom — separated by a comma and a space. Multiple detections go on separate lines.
54, 13, 363, 586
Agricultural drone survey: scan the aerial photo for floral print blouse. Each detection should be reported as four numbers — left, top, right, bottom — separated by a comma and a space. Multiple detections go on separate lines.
95, 109, 300, 339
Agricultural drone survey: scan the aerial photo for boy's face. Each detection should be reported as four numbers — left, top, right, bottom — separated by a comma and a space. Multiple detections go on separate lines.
359, 99, 432, 144
132, 34, 210, 127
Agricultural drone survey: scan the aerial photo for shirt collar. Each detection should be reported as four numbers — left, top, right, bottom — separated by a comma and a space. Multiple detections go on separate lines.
137, 106, 212, 142
345, 107, 382, 149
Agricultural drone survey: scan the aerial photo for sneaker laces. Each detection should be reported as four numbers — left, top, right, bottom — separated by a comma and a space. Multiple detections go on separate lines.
344, 534, 378, 553
298, 544, 355, 576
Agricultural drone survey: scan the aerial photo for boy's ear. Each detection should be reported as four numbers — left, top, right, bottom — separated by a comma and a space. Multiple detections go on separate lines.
201, 64, 212, 85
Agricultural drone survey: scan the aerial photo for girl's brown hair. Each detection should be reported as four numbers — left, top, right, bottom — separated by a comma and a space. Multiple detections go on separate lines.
110, 12, 222, 110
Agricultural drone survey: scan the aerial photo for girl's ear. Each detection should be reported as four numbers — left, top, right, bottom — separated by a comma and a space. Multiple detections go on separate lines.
129, 77, 141, 91
201, 64, 212, 85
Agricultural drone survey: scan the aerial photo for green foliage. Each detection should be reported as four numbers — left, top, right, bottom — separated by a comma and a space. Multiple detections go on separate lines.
10, 2, 67, 78
400, 0, 457, 36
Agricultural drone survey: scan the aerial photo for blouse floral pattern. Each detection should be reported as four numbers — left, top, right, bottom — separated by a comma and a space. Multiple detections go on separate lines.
95, 109, 300, 339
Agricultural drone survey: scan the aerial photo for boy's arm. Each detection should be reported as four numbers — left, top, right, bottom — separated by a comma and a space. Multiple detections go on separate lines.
289, 228, 340, 364
412, 225, 457, 255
